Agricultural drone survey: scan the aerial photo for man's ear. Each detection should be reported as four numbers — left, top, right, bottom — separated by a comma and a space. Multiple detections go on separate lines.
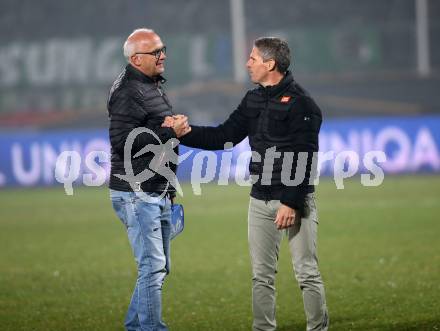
131, 55, 141, 67
267, 59, 276, 72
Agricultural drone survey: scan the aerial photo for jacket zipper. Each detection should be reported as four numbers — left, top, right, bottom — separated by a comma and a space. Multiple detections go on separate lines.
260, 88, 271, 202
157, 85, 173, 112
257, 88, 269, 134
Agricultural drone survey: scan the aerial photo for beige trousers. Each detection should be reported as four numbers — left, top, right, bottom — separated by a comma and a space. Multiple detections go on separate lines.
248, 193, 329, 331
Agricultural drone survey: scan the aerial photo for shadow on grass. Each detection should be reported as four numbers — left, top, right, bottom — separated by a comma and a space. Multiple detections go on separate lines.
370, 318, 440, 331
277, 322, 305, 331
277, 317, 440, 330
324, 317, 440, 331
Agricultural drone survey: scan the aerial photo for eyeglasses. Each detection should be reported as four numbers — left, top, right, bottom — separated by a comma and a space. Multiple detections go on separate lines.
135, 46, 167, 60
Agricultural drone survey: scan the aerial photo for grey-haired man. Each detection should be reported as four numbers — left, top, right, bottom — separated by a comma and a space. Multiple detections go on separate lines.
108, 28, 190, 331
180, 37, 329, 331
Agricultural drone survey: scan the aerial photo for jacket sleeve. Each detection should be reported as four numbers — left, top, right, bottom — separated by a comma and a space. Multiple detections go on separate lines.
180, 95, 249, 150
280, 96, 322, 211
109, 87, 176, 156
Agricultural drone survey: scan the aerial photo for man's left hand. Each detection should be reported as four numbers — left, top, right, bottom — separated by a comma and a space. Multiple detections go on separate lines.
274, 204, 296, 230
162, 116, 174, 127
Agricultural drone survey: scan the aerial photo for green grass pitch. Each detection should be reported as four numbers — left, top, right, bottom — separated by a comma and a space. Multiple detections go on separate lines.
1, 175, 439, 330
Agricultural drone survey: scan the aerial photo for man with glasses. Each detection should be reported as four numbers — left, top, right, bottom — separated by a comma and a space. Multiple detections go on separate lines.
108, 28, 190, 331
180, 37, 329, 331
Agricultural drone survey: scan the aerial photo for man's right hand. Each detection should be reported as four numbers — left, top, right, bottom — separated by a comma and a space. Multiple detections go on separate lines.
170, 115, 191, 138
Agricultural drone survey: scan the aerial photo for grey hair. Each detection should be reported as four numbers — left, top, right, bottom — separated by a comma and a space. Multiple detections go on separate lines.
254, 37, 291, 73
123, 28, 155, 61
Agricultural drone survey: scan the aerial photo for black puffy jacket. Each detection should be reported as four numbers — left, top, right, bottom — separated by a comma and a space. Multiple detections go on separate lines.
107, 64, 177, 193
181, 72, 322, 211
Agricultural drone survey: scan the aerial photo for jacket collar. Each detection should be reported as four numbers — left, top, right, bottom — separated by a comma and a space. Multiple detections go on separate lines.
125, 63, 167, 85
259, 71, 293, 97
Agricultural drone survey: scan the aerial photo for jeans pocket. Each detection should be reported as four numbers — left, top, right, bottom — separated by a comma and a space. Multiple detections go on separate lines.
112, 196, 129, 227
305, 195, 319, 224
133, 191, 163, 204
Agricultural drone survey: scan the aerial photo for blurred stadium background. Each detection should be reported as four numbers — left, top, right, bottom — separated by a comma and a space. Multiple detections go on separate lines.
1, 0, 440, 128
1, 1, 440, 330
1, 0, 440, 186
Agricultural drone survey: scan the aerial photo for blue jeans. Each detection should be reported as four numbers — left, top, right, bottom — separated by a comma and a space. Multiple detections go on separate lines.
110, 190, 172, 331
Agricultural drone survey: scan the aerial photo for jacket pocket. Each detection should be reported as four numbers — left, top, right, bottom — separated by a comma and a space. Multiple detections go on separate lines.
241, 107, 261, 135
267, 110, 289, 137
241, 107, 261, 118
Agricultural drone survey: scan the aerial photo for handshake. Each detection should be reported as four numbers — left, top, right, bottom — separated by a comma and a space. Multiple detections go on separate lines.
162, 115, 191, 138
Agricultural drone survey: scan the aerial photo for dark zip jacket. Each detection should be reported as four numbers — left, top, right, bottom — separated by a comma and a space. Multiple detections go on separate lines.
108, 64, 177, 194
181, 71, 322, 211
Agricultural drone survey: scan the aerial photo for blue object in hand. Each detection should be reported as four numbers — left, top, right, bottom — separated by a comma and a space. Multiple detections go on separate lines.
170, 204, 184, 239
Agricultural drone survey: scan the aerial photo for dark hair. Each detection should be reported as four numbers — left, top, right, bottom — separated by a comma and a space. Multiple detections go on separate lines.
254, 37, 291, 73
